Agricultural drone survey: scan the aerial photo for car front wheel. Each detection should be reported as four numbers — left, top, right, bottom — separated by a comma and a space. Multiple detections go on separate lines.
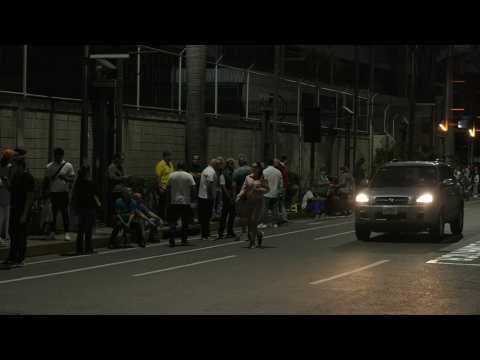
429, 210, 444, 242
450, 205, 464, 235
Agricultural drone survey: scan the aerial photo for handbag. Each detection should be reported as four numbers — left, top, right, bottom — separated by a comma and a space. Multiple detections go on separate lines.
43, 161, 68, 198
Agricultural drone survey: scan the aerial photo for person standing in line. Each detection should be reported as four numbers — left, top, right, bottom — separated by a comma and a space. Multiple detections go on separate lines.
198, 159, 218, 240
275, 157, 289, 224
71, 164, 101, 255
259, 159, 283, 229
45, 148, 75, 241
107, 153, 129, 226
2, 158, 35, 268
232, 155, 251, 241
474, 169, 479, 198
166, 162, 196, 247
236, 162, 269, 249
189, 154, 204, 223
338, 166, 354, 216
213, 156, 225, 220
217, 158, 236, 240
0, 149, 14, 247
155, 151, 175, 223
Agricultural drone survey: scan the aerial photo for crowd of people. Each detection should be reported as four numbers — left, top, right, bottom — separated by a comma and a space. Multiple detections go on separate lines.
454, 165, 480, 199
0, 140, 376, 269
0, 146, 298, 268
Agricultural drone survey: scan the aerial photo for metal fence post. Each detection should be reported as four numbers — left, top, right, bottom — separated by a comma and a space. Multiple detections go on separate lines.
23, 45, 28, 97
297, 82, 302, 182
245, 64, 254, 120
178, 49, 185, 114
136, 45, 141, 110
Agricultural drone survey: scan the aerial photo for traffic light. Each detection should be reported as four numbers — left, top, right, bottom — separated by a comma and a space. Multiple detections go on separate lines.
468, 118, 476, 138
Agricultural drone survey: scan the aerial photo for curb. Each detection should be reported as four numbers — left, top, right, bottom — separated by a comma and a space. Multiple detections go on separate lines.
0, 212, 312, 260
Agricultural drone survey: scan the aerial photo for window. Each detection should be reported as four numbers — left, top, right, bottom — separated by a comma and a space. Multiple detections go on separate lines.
371, 166, 438, 188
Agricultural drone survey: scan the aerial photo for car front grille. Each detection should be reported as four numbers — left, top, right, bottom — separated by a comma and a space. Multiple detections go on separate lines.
374, 196, 410, 205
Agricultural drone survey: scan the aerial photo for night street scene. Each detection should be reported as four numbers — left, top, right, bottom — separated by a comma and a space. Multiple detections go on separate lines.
2, 44, 480, 315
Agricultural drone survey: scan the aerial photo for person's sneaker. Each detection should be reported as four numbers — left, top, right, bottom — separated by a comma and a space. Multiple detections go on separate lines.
273, 224, 278, 228
225, 233, 236, 239
11, 261, 24, 268
64, 233, 71, 241
216, 235, 224, 241
258, 223, 267, 229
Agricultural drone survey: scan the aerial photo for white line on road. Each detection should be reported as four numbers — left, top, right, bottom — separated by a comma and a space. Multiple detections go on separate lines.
309, 260, 390, 285
0, 221, 354, 285
133, 255, 237, 277
307, 216, 352, 225
25, 222, 352, 266
314, 231, 354, 241
427, 261, 480, 267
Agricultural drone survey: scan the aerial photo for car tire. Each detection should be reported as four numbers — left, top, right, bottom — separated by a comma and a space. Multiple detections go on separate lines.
429, 210, 444, 242
355, 224, 371, 241
450, 205, 464, 235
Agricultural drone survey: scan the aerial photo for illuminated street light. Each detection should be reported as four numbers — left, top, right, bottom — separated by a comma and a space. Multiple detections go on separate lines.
439, 122, 448, 132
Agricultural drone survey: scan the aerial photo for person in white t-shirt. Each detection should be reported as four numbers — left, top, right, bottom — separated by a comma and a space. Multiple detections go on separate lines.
259, 159, 284, 229
45, 148, 75, 241
166, 162, 196, 247
198, 159, 219, 240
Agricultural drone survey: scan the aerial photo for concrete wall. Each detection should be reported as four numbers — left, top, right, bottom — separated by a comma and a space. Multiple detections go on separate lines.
1, 95, 371, 188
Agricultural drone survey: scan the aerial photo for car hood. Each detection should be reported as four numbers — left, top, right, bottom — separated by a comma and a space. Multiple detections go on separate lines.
367, 186, 435, 199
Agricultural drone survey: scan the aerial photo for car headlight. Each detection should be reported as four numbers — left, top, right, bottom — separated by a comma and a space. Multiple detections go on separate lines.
416, 193, 433, 204
355, 193, 369, 203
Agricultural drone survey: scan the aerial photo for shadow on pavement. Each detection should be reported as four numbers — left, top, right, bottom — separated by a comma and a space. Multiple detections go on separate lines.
331, 232, 462, 255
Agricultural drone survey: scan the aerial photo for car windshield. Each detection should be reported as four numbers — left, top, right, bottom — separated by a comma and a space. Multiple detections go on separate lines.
371, 166, 438, 188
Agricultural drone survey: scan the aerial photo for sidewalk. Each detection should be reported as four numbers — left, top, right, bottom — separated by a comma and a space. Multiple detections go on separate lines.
0, 212, 318, 259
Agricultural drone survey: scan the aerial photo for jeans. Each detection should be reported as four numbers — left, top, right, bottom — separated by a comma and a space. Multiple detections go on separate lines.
0, 206, 10, 239
218, 197, 235, 237
263, 197, 280, 225
76, 208, 96, 253
50, 192, 70, 233
7, 211, 28, 263
278, 195, 288, 222
167, 204, 193, 244
198, 198, 214, 238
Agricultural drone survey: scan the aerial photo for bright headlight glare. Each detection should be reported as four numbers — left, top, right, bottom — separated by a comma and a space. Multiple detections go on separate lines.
355, 193, 369, 203
416, 193, 433, 203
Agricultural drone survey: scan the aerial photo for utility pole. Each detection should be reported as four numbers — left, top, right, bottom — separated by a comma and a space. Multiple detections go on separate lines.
80, 45, 90, 167
352, 45, 359, 170
272, 45, 281, 160
368, 45, 376, 177
407, 45, 417, 160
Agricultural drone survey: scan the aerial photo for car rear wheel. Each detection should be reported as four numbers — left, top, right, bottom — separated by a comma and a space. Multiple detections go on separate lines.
355, 224, 371, 241
429, 210, 444, 242
450, 205, 464, 235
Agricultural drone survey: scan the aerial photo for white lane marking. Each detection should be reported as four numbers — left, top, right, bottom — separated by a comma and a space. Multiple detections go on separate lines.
426, 239, 480, 264
25, 222, 351, 266
309, 260, 390, 285
0, 221, 353, 285
307, 216, 352, 225
133, 255, 237, 277
314, 231, 354, 241
427, 261, 480, 267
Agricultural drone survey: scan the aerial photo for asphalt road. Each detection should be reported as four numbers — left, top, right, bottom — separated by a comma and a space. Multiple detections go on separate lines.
2, 202, 480, 315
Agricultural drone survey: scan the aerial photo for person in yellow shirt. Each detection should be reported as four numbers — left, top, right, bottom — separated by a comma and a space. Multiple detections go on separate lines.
155, 151, 175, 221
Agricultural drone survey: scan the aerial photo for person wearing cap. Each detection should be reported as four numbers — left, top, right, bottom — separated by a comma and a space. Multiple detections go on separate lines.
155, 151, 175, 223
2, 157, 34, 268
0, 149, 15, 247
108, 187, 145, 248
